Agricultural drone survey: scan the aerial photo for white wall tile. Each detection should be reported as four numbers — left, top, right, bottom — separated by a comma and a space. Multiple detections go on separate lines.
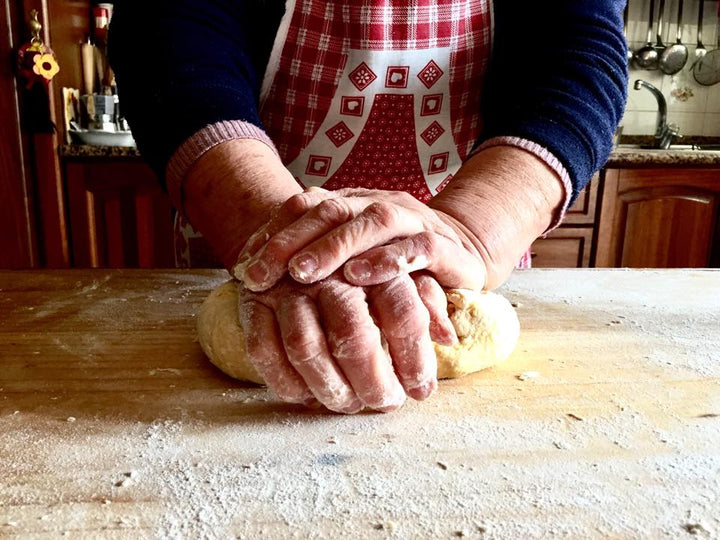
627, 75, 665, 111
663, 71, 709, 111
702, 112, 720, 134
667, 110, 705, 134
621, 110, 661, 134
706, 83, 720, 111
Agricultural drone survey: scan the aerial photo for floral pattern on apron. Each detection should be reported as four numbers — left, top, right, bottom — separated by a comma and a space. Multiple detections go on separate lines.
260, 0, 492, 202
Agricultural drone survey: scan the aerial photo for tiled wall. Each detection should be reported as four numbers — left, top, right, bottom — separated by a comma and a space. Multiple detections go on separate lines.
624, 0, 720, 136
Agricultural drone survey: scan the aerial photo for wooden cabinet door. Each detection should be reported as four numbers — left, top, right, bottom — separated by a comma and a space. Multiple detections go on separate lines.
65, 160, 174, 268
596, 169, 720, 268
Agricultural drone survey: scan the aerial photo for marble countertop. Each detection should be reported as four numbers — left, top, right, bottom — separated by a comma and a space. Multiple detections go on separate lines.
58, 141, 720, 168
607, 145, 720, 168
59, 144, 144, 159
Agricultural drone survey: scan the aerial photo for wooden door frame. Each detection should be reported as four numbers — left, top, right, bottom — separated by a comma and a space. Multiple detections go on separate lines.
0, 0, 36, 268
0, 0, 70, 268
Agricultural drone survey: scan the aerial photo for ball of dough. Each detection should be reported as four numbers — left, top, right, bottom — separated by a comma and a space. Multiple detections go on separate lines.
197, 281, 519, 383
197, 281, 263, 384
434, 288, 520, 379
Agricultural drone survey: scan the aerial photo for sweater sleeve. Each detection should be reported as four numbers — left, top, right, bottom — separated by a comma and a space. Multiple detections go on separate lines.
107, 0, 283, 188
482, 0, 628, 202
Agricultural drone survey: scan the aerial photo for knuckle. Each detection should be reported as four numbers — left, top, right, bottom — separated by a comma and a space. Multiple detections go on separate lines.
381, 281, 430, 331
288, 350, 324, 369
262, 235, 288, 259
316, 198, 353, 225
282, 192, 315, 217
328, 322, 378, 361
413, 273, 435, 295
366, 202, 398, 229
283, 331, 320, 361
413, 231, 439, 255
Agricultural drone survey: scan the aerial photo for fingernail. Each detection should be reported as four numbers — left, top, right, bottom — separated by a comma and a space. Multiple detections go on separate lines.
375, 390, 407, 413
339, 397, 364, 415
231, 254, 251, 280
245, 259, 269, 286
345, 259, 372, 281
408, 378, 437, 401
304, 397, 322, 408
290, 253, 318, 282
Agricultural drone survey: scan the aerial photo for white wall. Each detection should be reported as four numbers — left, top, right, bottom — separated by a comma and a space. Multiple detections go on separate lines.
624, 0, 720, 136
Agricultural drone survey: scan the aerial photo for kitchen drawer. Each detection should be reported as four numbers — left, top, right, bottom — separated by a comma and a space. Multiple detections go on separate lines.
562, 174, 598, 225
531, 227, 594, 268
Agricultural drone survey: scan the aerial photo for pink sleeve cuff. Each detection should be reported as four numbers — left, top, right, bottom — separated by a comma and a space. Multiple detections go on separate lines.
473, 136, 573, 232
165, 120, 279, 214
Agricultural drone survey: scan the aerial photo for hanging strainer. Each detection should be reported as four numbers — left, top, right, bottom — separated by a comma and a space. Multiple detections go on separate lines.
693, 1, 720, 86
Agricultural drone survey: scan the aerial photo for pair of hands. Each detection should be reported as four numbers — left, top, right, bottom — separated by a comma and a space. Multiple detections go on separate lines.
233, 187, 487, 413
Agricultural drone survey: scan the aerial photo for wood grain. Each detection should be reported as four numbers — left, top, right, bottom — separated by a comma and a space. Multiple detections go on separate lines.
596, 168, 720, 267
0, 0, 36, 269
0, 269, 718, 537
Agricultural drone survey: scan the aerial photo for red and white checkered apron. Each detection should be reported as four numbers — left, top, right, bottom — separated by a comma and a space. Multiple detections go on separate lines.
260, 0, 492, 203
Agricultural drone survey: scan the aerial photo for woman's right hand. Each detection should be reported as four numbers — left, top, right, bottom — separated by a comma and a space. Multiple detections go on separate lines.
237, 271, 444, 413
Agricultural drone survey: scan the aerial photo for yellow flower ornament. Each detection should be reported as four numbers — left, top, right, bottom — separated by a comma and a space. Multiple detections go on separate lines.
32, 53, 60, 81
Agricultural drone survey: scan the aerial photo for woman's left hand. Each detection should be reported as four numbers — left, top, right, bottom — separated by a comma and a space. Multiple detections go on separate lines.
234, 187, 487, 293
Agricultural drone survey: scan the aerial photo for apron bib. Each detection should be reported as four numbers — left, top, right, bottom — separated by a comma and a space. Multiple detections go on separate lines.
260, 0, 492, 202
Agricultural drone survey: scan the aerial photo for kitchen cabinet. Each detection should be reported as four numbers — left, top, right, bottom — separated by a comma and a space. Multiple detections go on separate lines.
531, 227, 594, 268
0, 0, 92, 268
595, 168, 720, 268
63, 155, 174, 268
530, 174, 598, 268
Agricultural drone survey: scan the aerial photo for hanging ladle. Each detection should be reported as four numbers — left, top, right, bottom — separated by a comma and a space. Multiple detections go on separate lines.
624, 2, 634, 64
660, 0, 688, 74
693, 0, 707, 65
635, 0, 660, 69
654, 0, 667, 56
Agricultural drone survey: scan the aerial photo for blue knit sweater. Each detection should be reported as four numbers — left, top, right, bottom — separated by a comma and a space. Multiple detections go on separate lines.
108, 0, 628, 200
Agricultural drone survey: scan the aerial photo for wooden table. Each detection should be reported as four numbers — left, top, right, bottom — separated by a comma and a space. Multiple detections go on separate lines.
1, 269, 718, 538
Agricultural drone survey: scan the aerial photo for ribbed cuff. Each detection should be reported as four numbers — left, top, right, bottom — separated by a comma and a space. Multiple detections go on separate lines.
473, 136, 573, 232
166, 120, 279, 214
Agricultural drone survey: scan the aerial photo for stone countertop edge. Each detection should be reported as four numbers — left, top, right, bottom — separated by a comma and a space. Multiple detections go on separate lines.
58, 142, 720, 168
606, 147, 720, 168
58, 144, 145, 159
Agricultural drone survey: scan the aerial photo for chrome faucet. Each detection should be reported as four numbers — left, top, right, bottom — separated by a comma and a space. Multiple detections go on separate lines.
634, 79, 681, 149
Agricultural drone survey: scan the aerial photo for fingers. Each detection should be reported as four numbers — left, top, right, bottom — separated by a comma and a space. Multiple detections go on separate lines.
287, 202, 429, 285
412, 274, 457, 346
368, 275, 438, 401
276, 294, 362, 414
232, 188, 336, 281
238, 299, 315, 405
317, 278, 406, 412
344, 231, 486, 290
240, 197, 372, 291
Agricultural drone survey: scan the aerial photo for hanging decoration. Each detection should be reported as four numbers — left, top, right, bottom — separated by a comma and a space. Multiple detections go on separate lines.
16, 9, 60, 89
15, 9, 59, 133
